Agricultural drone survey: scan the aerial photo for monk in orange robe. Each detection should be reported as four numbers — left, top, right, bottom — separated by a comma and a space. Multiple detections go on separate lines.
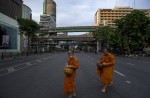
96, 48, 115, 93
64, 51, 79, 98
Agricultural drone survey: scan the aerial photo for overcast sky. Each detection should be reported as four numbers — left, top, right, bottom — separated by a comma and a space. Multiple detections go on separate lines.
23, 0, 150, 26
23, 0, 150, 35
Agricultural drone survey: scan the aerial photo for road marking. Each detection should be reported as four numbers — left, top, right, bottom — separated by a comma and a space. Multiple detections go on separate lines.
0, 55, 56, 77
43, 58, 48, 60
8, 67, 15, 73
35, 60, 42, 63
127, 63, 135, 66
126, 81, 131, 83
0, 73, 9, 77
26, 63, 33, 66
114, 70, 125, 77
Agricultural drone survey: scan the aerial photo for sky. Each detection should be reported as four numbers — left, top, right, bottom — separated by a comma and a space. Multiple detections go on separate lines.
23, 0, 150, 35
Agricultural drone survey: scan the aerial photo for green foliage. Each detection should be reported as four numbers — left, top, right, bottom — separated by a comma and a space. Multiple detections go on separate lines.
115, 10, 150, 53
17, 18, 40, 37
93, 10, 150, 54
93, 26, 115, 47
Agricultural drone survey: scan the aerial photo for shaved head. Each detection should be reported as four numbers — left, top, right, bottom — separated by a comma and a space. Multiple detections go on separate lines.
103, 48, 110, 55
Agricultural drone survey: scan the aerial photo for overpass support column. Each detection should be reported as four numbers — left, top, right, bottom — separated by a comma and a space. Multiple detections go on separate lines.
97, 41, 100, 52
63, 32, 68, 36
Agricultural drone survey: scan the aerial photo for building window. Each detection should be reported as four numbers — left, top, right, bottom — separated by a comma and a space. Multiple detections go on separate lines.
0, 23, 17, 49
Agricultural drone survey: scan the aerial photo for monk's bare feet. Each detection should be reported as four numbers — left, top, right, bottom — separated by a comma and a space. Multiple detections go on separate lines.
101, 85, 107, 93
109, 82, 113, 87
73, 92, 76, 97
68, 94, 73, 98
101, 88, 106, 93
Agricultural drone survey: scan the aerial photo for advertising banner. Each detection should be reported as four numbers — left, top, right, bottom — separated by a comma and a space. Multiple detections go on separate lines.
2, 35, 9, 48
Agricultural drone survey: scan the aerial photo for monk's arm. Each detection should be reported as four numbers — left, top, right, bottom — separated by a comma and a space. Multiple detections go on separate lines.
104, 56, 115, 66
70, 59, 78, 69
99, 55, 105, 63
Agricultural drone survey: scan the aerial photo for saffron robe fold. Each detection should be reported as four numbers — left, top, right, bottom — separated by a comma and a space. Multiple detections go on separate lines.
64, 56, 78, 95
96, 53, 115, 85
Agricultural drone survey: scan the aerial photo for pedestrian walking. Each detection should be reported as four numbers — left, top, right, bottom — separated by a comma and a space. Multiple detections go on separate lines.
64, 51, 79, 98
96, 48, 115, 93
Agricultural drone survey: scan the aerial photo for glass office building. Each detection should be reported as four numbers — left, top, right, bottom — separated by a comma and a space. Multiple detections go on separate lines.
22, 4, 32, 19
0, 13, 20, 52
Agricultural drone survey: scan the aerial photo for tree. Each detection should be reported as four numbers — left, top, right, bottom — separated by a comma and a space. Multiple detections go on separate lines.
115, 10, 150, 54
145, 23, 150, 46
93, 26, 115, 49
17, 18, 40, 37
17, 18, 40, 53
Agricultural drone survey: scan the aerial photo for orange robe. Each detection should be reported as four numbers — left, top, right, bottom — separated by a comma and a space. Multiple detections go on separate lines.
64, 56, 78, 95
96, 53, 115, 85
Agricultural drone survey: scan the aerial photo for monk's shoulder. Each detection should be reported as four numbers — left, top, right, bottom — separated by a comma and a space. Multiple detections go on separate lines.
108, 53, 115, 59
100, 54, 106, 60
73, 56, 78, 61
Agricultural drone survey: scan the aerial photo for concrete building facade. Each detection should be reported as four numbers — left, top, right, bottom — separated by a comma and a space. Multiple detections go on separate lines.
0, 0, 23, 53
45, 0, 56, 21
40, 0, 56, 32
0, 0, 23, 20
39, 14, 56, 31
94, 6, 150, 26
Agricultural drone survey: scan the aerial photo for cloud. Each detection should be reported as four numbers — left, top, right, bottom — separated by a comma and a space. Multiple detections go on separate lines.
23, 0, 150, 27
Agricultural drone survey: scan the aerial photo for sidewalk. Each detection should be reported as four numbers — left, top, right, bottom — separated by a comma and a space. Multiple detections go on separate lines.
0, 53, 49, 63
116, 54, 150, 60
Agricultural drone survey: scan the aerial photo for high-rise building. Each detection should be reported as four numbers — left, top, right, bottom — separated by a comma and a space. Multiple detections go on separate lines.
40, 0, 56, 32
43, 0, 56, 22
39, 14, 56, 31
22, 4, 32, 19
94, 6, 150, 26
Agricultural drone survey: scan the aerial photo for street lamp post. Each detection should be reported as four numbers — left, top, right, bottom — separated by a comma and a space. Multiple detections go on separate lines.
36, 33, 40, 54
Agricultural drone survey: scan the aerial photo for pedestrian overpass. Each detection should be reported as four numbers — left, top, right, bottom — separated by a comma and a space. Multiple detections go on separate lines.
50, 34, 95, 41
37, 34, 95, 41
41, 26, 98, 33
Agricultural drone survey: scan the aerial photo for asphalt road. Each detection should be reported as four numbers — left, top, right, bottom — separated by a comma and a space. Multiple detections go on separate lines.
0, 52, 150, 98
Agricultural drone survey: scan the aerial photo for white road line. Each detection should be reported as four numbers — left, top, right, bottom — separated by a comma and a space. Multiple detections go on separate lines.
8, 67, 15, 73
126, 81, 131, 83
0, 64, 32, 77
35, 60, 42, 63
43, 58, 48, 60
127, 63, 135, 66
114, 70, 125, 77
0, 72, 10, 77
0, 56, 52, 77
26, 63, 33, 66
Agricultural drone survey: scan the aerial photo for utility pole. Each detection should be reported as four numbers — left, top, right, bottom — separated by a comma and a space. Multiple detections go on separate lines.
134, 0, 135, 9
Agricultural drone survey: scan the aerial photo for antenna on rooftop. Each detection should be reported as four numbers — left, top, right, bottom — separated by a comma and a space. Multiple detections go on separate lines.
116, 0, 118, 6
134, 0, 135, 9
